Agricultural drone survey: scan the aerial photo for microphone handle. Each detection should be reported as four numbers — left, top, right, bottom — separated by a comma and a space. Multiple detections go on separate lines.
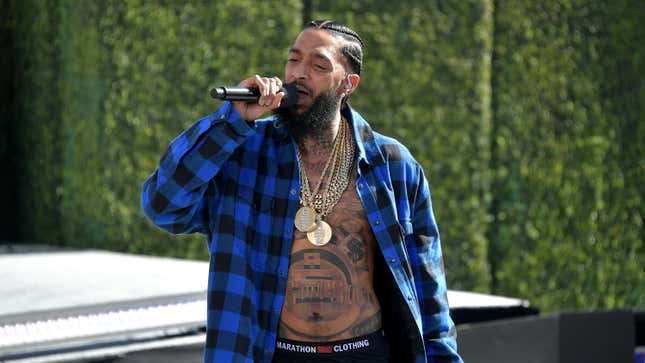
210, 86, 260, 101
210, 83, 297, 109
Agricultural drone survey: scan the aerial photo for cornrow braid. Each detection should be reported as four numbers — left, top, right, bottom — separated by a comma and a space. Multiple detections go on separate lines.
307, 20, 365, 47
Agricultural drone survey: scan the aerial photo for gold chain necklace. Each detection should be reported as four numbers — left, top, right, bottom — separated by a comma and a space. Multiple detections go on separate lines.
295, 117, 355, 246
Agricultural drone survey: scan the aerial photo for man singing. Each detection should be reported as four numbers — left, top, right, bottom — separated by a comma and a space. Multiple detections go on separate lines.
142, 20, 463, 363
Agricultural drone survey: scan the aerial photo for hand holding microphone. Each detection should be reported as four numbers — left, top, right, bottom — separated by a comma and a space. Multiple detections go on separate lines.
211, 75, 296, 121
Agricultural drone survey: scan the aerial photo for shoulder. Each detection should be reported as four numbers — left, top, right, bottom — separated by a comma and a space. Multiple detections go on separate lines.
349, 107, 420, 169
371, 130, 418, 165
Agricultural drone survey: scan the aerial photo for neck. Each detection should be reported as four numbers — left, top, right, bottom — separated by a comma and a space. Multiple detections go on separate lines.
297, 112, 342, 163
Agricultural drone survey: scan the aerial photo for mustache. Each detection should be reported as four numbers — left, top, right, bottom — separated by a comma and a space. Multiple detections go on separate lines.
289, 80, 313, 96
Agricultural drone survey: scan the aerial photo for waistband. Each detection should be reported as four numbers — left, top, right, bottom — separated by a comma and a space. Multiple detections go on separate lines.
275, 330, 386, 355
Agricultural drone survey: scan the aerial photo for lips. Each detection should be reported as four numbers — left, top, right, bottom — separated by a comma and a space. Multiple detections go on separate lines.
296, 84, 313, 103
295, 84, 311, 97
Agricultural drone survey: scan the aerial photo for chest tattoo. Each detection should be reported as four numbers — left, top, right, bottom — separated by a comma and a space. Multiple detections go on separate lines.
279, 179, 382, 341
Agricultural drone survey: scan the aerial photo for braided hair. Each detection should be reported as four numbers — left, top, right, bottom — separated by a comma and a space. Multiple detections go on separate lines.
304, 20, 364, 108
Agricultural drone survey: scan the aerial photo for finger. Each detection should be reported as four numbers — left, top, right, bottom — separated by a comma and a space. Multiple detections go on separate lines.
252, 75, 265, 96
268, 78, 277, 97
271, 77, 285, 106
270, 79, 282, 102
238, 74, 260, 88
252, 75, 266, 102
271, 92, 285, 109
272, 77, 283, 92
257, 75, 273, 106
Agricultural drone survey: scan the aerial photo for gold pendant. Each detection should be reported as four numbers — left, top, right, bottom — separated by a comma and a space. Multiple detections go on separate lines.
295, 206, 319, 233
307, 220, 332, 246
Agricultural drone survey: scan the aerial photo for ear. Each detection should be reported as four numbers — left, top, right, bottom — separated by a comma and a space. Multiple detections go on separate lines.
344, 74, 360, 95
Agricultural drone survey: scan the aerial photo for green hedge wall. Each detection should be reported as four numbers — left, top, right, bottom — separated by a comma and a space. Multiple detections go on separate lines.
10, 0, 302, 259
3, 0, 643, 312
12, 0, 65, 245
490, 0, 645, 310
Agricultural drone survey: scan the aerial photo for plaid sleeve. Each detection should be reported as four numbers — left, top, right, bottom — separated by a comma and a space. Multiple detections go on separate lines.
141, 102, 254, 235
412, 166, 463, 363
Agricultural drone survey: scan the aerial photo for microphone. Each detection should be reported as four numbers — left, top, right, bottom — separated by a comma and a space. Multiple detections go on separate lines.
210, 83, 297, 108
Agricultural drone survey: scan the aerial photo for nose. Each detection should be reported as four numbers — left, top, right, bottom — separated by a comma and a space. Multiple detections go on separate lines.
288, 61, 309, 81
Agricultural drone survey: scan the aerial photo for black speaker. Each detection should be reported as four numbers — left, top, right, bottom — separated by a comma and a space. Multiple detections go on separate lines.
457, 310, 634, 363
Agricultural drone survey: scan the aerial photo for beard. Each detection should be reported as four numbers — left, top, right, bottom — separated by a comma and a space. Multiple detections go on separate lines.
274, 86, 339, 142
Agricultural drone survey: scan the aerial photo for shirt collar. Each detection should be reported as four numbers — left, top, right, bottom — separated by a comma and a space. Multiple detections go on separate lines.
342, 105, 385, 166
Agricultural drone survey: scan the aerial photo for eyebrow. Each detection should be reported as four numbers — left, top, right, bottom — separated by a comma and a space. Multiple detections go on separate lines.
289, 48, 333, 64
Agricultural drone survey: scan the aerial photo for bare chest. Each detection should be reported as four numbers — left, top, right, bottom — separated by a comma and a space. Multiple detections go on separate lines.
279, 166, 382, 340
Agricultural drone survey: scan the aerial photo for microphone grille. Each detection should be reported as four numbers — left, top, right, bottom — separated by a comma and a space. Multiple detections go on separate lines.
279, 83, 298, 109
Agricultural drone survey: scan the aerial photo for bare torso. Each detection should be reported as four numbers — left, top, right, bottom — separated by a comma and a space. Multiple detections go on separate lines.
278, 152, 382, 342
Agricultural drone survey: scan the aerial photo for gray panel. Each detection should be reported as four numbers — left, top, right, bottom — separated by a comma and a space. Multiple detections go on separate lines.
457, 311, 635, 363
559, 311, 634, 363
458, 315, 559, 363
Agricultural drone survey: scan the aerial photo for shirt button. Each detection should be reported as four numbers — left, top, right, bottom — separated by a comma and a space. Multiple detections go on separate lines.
358, 183, 364, 189
407, 295, 413, 301
374, 219, 380, 225
390, 258, 396, 264
290, 189, 297, 196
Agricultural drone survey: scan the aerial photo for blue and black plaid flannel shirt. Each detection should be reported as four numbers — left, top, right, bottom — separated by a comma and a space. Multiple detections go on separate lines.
141, 102, 463, 363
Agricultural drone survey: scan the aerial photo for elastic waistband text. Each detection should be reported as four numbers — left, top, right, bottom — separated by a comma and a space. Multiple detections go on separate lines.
275, 338, 371, 354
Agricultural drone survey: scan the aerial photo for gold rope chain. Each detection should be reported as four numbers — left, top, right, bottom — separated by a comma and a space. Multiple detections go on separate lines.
297, 117, 355, 220
297, 118, 345, 205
